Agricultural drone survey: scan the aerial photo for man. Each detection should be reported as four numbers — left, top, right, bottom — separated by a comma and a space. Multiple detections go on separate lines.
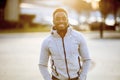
39, 8, 91, 80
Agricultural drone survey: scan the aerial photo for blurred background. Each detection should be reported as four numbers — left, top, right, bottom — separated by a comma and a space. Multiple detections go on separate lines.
0, 0, 120, 80
0, 0, 120, 37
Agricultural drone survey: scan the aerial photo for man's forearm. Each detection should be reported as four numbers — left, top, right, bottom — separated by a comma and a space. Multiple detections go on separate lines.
39, 64, 52, 80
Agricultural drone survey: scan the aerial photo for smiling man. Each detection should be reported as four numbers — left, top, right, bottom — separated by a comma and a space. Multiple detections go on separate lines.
39, 8, 91, 80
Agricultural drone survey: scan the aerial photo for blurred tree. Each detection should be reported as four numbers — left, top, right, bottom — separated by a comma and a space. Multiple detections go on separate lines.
0, 0, 7, 9
74, 0, 92, 13
99, 0, 112, 19
99, 0, 120, 38
64, 0, 92, 13
112, 0, 120, 22
99, 0, 107, 38
0, 0, 7, 21
64, 0, 92, 28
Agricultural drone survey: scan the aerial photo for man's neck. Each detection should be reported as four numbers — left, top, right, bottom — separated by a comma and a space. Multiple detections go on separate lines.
57, 29, 67, 38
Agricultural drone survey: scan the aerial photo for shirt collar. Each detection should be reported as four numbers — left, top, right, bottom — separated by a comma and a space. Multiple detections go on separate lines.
51, 26, 72, 38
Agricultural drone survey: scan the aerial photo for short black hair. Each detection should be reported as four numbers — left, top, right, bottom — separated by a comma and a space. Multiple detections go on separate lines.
53, 8, 68, 17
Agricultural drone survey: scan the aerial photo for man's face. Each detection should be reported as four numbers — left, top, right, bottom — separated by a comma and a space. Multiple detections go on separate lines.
53, 12, 68, 31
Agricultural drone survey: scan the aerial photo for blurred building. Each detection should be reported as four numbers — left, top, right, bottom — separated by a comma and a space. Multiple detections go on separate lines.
0, 0, 120, 31
20, 1, 79, 27
0, 0, 79, 29
0, 0, 20, 29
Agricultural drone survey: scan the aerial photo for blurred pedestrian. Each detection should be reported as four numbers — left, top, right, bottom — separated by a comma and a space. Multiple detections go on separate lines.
38, 8, 91, 80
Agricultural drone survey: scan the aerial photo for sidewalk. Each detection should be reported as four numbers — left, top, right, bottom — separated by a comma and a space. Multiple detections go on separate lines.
82, 30, 120, 39
0, 31, 120, 80
85, 31, 120, 80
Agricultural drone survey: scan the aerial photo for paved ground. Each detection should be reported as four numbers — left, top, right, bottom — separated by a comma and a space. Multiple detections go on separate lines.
0, 31, 120, 80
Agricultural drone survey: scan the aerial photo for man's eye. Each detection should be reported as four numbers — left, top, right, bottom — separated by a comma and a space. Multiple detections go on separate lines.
55, 18, 60, 21
63, 17, 67, 20
55, 17, 67, 21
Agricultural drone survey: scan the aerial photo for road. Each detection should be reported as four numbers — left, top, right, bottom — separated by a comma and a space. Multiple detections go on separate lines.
0, 31, 120, 80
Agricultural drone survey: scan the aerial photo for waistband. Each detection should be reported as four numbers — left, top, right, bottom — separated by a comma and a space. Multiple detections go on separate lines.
52, 75, 79, 80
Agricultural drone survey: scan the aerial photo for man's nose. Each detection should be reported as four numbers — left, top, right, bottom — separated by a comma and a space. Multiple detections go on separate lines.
59, 19, 64, 23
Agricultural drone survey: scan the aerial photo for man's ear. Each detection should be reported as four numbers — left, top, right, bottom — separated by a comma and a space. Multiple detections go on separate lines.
52, 26, 56, 30
53, 19, 55, 25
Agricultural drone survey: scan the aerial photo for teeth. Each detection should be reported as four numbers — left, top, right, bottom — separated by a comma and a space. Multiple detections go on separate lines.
59, 24, 64, 26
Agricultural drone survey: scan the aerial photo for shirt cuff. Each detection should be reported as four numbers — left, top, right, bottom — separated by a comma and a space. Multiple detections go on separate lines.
79, 74, 86, 80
